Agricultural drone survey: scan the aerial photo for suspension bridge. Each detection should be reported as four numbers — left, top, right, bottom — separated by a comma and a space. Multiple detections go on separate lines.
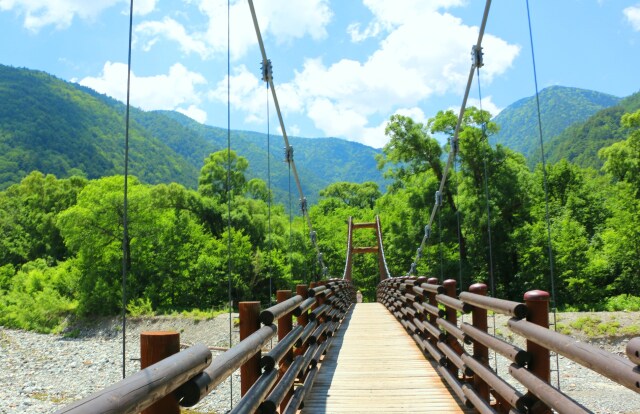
50, 0, 640, 413
54, 217, 640, 414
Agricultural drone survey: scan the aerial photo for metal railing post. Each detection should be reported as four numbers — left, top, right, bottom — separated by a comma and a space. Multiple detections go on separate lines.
426, 277, 439, 347
443, 279, 460, 378
140, 331, 181, 414
523, 290, 551, 413
240, 301, 261, 396
469, 283, 490, 404
277, 290, 294, 412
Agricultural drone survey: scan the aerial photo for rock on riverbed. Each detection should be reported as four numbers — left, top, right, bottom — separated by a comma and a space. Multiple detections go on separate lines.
1, 312, 639, 413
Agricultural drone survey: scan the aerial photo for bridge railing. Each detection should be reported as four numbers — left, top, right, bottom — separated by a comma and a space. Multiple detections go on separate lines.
377, 276, 640, 414
55, 278, 355, 414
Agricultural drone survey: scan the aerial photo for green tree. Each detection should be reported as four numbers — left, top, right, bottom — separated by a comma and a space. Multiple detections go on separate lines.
198, 150, 249, 200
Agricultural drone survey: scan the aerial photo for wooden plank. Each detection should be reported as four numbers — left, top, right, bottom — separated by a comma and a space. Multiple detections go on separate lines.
301, 303, 472, 413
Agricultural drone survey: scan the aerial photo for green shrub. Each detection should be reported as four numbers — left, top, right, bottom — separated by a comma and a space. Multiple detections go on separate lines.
126, 297, 155, 317
0, 260, 78, 333
570, 316, 601, 337
603, 295, 640, 311
621, 325, 640, 336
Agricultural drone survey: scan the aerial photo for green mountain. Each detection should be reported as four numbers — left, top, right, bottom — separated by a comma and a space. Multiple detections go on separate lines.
0, 64, 386, 204
537, 91, 640, 169
148, 111, 385, 205
0, 64, 198, 188
491, 86, 620, 165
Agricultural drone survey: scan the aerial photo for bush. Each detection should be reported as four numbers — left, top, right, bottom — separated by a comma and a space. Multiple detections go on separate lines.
126, 297, 155, 317
0, 260, 78, 333
603, 294, 640, 311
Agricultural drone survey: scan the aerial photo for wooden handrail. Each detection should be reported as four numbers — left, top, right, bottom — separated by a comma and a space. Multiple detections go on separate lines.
54, 279, 355, 414
377, 277, 640, 413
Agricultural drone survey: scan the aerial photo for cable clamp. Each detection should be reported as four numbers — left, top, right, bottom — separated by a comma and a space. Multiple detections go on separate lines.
472, 45, 484, 68
284, 146, 294, 163
310, 230, 317, 245
300, 197, 308, 214
451, 137, 459, 155
409, 262, 417, 275
424, 225, 431, 239
417, 247, 423, 259
435, 190, 443, 207
261, 59, 273, 82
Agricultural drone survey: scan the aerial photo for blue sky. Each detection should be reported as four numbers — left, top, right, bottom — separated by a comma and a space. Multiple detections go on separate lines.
1, 0, 639, 148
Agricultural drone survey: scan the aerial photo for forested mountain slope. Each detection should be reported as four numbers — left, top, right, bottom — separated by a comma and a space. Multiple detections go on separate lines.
491, 86, 620, 165
0, 64, 385, 203
0, 65, 198, 188
537, 91, 640, 168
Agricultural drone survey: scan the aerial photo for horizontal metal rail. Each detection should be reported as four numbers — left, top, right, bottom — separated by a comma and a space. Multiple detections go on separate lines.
508, 317, 640, 393
55, 344, 211, 414
179, 324, 277, 406
377, 276, 640, 413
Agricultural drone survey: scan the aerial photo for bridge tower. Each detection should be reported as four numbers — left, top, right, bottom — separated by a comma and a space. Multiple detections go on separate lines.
344, 216, 389, 283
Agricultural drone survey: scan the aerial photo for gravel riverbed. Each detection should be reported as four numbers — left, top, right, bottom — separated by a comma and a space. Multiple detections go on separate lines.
1, 312, 639, 413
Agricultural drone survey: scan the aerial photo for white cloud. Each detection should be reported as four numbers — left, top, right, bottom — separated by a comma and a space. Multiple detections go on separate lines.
0, 0, 155, 32
347, 21, 384, 42
177, 105, 207, 124
133, 0, 157, 16
295, 3, 517, 146
0, 0, 118, 31
135, 17, 210, 56
210, 65, 265, 124
79, 62, 208, 122
467, 96, 502, 117
624, 5, 640, 31
217, 2, 518, 147
135, 0, 332, 60
209, 64, 304, 125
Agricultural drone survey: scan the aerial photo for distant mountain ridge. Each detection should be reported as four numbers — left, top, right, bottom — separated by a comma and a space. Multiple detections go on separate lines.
491, 86, 621, 165
0, 64, 386, 204
538, 91, 640, 169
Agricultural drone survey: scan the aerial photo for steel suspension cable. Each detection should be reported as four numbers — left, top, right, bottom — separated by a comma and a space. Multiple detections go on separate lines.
475, 68, 496, 299
453, 159, 464, 290
247, 0, 328, 277
226, 0, 234, 407
121, 0, 134, 380
475, 61, 499, 373
409, 0, 493, 275
526, 0, 560, 389
266, 79, 273, 309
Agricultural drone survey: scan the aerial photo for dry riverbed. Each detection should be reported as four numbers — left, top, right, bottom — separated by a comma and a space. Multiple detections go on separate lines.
0, 311, 639, 413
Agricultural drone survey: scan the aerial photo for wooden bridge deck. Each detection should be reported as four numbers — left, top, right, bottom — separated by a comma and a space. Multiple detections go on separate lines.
302, 303, 472, 414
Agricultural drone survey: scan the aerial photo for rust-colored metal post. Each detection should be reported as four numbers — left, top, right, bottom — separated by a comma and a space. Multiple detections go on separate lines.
277, 290, 294, 413
443, 279, 460, 378
426, 277, 439, 346
140, 331, 180, 414
296, 285, 309, 327
469, 283, 490, 404
524, 290, 551, 414
240, 301, 261, 397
